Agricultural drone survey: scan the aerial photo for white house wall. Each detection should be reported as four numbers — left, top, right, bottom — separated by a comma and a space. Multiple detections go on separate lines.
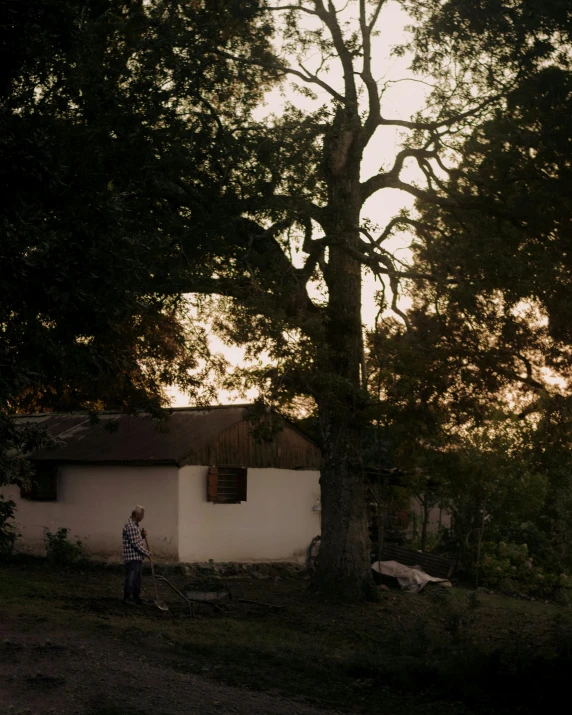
178, 466, 321, 563
409, 497, 452, 538
5, 464, 179, 561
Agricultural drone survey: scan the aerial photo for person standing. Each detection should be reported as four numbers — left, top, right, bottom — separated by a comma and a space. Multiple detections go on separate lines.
122, 505, 150, 605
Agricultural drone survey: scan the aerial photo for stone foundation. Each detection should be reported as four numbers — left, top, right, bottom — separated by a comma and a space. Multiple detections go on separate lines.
177, 561, 308, 580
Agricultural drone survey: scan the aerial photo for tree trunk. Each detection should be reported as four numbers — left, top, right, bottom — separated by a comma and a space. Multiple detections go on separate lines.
313, 399, 375, 599
421, 493, 430, 552
310, 130, 376, 599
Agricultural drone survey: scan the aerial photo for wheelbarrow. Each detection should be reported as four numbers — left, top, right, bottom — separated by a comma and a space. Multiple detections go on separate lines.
156, 577, 232, 615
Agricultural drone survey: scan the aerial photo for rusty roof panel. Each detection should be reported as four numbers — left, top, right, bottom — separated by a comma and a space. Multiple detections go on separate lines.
11, 406, 321, 469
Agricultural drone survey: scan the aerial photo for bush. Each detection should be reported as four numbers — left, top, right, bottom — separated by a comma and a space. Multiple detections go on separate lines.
479, 540, 571, 600
44, 527, 83, 565
0, 496, 19, 558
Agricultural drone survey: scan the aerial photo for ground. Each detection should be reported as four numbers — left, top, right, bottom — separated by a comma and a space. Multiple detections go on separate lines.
0, 612, 340, 715
1, 558, 571, 715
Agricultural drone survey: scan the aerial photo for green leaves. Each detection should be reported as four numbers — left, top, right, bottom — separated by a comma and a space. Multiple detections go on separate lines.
0, 0, 275, 481
364, 0, 572, 577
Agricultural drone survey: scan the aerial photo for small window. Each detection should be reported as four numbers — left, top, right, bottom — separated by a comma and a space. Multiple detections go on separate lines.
21, 462, 58, 501
207, 466, 247, 504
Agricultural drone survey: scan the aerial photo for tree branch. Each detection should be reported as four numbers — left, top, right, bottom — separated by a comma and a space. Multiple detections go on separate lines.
313, 0, 358, 108
377, 95, 500, 132
268, 3, 319, 16
365, 245, 413, 330
515, 353, 545, 391
299, 232, 329, 280
359, 230, 446, 283
262, 194, 326, 226
214, 48, 346, 104
156, 276, 253, 300
295, 62, 346, 103
362, 217, 435, 246
360, 147, 438, 201
367, 0, 386, 31
418, 158, 454, 195
359, 0, 383, 143
375, 177, 484, 211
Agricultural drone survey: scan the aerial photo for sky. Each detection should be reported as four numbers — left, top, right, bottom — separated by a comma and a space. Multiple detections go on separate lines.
170, 1, 427, 407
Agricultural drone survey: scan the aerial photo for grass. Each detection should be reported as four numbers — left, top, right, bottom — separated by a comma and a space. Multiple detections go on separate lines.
89, 708, 172, 715
2, 557, 572, 714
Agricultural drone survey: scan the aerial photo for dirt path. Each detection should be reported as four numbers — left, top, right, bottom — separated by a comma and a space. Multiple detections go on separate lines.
0, 615, 339, 715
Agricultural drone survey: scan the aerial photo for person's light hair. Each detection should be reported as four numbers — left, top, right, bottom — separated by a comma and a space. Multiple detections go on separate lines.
132, 505, 145, 516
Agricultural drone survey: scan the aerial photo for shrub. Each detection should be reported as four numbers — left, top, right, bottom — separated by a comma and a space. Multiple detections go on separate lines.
0, 496, 19, 558
479, 540, 571, 600
44, 527, 83, 565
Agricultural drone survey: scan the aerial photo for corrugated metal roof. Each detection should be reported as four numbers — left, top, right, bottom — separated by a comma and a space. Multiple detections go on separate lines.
13, 406, 253, 464
12, 406, 321, 469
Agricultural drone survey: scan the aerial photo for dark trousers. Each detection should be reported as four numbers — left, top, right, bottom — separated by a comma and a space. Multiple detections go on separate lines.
124, 559, 143, 600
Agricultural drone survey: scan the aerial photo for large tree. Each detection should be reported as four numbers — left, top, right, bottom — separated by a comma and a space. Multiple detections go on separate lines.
164, 0, 572, 598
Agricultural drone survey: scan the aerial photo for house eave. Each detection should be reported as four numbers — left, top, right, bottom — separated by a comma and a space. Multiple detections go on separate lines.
30, 458, 180, 467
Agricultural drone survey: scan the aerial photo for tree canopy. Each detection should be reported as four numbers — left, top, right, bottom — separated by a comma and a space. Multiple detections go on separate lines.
176, 0, 572, 597
0, 0, 273, 478
364, 0, 572, 582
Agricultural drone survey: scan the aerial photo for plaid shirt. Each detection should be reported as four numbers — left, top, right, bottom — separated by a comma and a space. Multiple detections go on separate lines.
122, 518, 150, 562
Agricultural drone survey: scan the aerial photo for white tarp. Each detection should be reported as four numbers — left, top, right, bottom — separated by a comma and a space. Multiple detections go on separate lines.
371, 560, 450, 593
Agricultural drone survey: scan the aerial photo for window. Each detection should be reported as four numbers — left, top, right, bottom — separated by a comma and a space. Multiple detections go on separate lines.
207, 466, 247, 504
21, 462, 58, 501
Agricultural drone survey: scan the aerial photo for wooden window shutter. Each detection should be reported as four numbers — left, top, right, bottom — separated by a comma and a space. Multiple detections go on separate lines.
207, 466, 219, 502
207, 466, 247, 504
236, 468, 247, 503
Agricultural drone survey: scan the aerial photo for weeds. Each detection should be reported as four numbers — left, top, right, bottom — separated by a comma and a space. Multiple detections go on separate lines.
0, 497, 19, 558
44, 527, 83, 565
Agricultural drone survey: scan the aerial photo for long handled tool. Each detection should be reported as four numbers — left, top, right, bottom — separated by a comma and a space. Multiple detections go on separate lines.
144, 536, 169, 612
156, 576, 194, 617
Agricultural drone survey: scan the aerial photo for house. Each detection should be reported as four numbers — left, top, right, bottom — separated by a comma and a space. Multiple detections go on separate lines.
4, 406, 322, 563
